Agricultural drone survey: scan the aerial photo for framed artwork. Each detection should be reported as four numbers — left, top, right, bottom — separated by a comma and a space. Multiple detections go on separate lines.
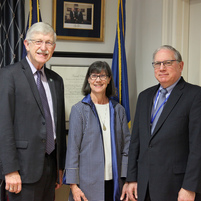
52, 0, 105, 41
50, 65, 88, 123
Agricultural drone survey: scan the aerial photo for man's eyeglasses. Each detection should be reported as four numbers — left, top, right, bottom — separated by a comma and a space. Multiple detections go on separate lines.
29, 40, 55, 47
90, 74, 108, 80
152, 60, 179, 68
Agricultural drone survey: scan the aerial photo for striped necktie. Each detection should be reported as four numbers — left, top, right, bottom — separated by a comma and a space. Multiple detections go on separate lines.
151, 88, 168, 134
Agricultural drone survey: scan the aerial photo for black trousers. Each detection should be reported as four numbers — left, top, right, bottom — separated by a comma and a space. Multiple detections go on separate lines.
105, 180, 114, 201
8, 150, 57, 201
144, 186, 201, 201
145, 186, 151, 201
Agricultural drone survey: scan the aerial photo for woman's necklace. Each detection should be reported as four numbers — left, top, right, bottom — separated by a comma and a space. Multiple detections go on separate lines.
96, 104, 108, 131
102, 118, 107, 131
102, 123, 106, 131
100, 106, 108, 131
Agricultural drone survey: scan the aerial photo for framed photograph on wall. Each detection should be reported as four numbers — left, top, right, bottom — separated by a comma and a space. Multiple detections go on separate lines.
52, 0, 105, 41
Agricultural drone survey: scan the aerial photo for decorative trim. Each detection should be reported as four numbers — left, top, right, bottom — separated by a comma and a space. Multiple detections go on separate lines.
52, 51, 113, 58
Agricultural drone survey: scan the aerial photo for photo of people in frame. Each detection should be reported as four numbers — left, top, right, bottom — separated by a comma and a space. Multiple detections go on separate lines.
64, 2, 94, 30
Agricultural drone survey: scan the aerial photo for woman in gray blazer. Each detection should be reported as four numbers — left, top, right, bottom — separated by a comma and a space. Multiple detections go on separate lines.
64, 61, 130, 201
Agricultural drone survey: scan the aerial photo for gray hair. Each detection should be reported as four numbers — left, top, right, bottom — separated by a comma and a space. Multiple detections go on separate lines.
152, 45, 182, 62
25, 22, 57, 42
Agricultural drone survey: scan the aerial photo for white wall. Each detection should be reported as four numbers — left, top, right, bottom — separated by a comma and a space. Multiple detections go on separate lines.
25, 0, 163, 125
126, 0, 163, 122
188, 0, 201, 85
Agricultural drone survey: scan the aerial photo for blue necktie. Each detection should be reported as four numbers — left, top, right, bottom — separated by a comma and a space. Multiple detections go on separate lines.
36, 71, 55, 154
151, 88, 167, 134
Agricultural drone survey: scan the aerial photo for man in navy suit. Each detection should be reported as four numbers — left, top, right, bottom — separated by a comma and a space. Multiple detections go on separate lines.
0, 22, 66, 201
122, 45, 201, 201
77, 8, 83, 24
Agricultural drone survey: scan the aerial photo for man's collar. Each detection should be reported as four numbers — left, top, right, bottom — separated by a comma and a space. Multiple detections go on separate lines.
26, 56, 44, 75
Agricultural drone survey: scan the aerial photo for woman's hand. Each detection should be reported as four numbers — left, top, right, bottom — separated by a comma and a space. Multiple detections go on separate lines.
70, 184, 88, 201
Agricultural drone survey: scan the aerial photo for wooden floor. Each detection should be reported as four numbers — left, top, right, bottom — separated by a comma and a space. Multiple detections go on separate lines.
55, 185, 70, 201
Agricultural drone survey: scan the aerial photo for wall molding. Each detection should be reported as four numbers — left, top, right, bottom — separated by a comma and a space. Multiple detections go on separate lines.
162, 0, 190, 80
53, 51, 113, 58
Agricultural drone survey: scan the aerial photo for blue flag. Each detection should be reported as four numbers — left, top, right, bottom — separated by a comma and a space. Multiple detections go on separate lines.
111, 0, 131, 129
22, 0, 42, 58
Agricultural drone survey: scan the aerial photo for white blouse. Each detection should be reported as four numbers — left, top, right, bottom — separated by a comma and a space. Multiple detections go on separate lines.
95, 103, 112, 180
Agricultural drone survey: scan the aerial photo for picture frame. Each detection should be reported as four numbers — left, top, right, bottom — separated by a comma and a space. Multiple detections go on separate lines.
50, 64, 88, 125
52, 0, 105, 41
46, 51, 113, 129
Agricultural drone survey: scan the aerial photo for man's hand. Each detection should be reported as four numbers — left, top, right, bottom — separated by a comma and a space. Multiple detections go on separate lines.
55, 170, 63, 190
127, 182, 138, 201
178, 188, 196, 201
70, 184, 88, 201
5, 171, 22, 194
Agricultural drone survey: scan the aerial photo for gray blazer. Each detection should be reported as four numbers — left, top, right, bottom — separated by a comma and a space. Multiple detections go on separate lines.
65, 94, 130, 201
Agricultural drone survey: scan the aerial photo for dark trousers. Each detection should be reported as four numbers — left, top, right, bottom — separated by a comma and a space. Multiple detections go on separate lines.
145, 186, 151, 201
8, 150, 57, 201
144, 187, 201, 201
105, 180, 114, 201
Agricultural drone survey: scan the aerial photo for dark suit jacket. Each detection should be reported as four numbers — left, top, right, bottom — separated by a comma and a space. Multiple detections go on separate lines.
127, 77, 201, 201
70, 10, 77, 23
77, 11, 83, 23
0, 58, 66, 183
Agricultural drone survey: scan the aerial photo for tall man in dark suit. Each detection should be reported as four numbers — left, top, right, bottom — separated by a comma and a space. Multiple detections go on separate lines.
70, 8, 77, 23
0, 22, 66, 201
121, 45, 201, 201
77, 8, 83, 24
